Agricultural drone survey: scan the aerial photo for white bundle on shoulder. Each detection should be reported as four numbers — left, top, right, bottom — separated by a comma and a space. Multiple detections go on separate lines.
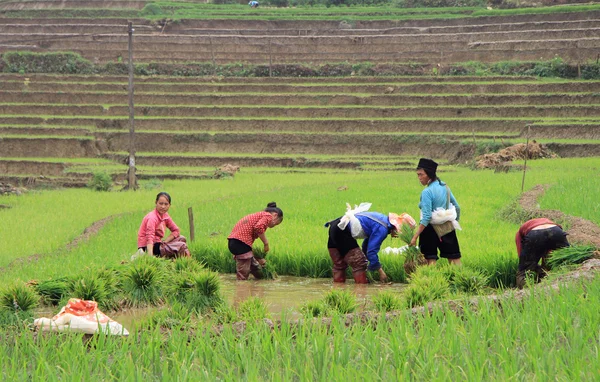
337, 202, 371, 239
430, 203, 462, 231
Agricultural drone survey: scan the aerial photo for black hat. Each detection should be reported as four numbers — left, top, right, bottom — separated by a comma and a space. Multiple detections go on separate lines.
417, 158, 438, 172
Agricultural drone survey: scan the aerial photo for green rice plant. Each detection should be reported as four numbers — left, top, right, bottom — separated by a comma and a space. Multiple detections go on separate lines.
0, 309, 34, 328
87, 172, 112, 192
260, 262, 278, 280
145, 301, 192, 330
212, 301, 238, 324
323, 289, 357, 315
122, 256, 165, 307
547, 245, 597, 269
372, 291, 403, 313
253, 247, 267, 259
398, 223, 427, 276
171, 269, 222, 313
300, 300, 330, 318
236, 296, 270, 322
0, 284, 39, 312
405, 273, 449, 308
173, 256, 205, 273
95, 267, 122, 311
33, 278, 69, 306
69, 273, 108, 305
451, 267, 490, 295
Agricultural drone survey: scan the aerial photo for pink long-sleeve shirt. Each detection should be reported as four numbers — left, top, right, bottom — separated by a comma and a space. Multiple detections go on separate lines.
137, 209, 180, 248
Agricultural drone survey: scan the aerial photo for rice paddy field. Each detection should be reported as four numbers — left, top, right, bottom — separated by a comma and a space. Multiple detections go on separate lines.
1, 1, 600, 379
1, 156, 600, 379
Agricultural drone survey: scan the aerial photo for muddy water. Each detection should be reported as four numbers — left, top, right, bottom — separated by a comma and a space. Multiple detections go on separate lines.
34, 276, 407, 329
220, 274, 407, 318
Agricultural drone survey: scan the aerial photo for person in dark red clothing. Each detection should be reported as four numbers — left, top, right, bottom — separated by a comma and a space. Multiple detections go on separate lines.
228, 202, 283, 280
515, 218, 569, 288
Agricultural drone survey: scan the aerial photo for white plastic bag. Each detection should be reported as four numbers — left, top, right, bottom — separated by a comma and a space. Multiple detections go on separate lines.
429, 204, 462, 231
337, 202, 371, 239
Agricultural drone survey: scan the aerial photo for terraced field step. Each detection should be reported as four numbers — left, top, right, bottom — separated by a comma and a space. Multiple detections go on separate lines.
4, 19, 600, 36
5, 80, 600, 94
1, 116, 598, 138
2, 103, 600, 118
104, 152, 415, 170
2, 91, 600, 106
0, 74, 542, 83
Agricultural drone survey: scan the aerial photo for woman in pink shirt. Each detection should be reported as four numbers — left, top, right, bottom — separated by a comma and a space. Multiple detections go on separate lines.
137, 192, 191, 259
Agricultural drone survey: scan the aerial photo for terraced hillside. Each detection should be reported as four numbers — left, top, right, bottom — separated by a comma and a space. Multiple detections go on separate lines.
2, 8, 600, 64
1, 73, 599, 186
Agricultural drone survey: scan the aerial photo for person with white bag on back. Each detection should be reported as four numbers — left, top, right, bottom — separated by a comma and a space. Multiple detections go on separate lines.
326, 203, 415, 284
410, 158, 462, 266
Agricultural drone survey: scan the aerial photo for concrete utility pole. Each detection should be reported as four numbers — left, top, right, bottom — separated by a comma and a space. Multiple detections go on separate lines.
127, 21, 137, 190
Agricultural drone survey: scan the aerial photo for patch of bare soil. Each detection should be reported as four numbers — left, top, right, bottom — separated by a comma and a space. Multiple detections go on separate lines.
475, 141, 557, 169
0, 215, 116, 273
519, 184, 600, 248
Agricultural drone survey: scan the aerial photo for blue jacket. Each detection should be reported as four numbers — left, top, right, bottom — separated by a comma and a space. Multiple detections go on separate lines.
418, 179, 460, 226
352, 212, 394, 271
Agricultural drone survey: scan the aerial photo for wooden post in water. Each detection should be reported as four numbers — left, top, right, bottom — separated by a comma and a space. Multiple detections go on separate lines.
126, 21, 137, 190
521, 125, 531, 193
188, 207, 195, 242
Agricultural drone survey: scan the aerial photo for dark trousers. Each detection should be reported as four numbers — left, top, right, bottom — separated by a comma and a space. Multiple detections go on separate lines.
516, 226, 569, 288
327, 218, 368, 283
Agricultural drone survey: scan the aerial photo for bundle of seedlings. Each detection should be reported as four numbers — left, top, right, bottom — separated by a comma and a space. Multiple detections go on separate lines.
252, 247, 278, 280
30, 277, 69, 306
398, 223, 427, 276
0, 283, 39, 313
547, 245, 598, 269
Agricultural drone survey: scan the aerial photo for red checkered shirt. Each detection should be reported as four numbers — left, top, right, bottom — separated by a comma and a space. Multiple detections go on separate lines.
228, 211, 273, 247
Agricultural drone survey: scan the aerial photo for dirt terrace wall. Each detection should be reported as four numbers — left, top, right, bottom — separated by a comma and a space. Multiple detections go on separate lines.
0, 137, 101, 157
3, 91, 600, 107
3, 104, 600, 119
99, 131, 472, 158
0, 159, 67, 175
0, 0, 147, 10
5, 81, 600, 94
0, 116, 539, 133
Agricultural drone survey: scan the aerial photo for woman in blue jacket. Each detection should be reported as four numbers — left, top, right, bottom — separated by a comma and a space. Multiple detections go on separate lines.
326, 211, 406, 284
410, 158, 462, 266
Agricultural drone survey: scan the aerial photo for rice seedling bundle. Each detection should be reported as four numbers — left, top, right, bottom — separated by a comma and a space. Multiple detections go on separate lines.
123, 256, 165, 307
398, 223, 427, 276
372, 290, 403, 313
323, 289, 357, 314
547, 245, 597, 268
405, 273, 449, 308
0, 284, 39, 312
301, 300, 329, 318
32, 278, 69, 306
69, 274, 108, 305
236, 296, 270, 322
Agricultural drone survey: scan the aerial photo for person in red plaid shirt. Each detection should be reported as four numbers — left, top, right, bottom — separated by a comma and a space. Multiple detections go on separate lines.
228, 202, 284, 280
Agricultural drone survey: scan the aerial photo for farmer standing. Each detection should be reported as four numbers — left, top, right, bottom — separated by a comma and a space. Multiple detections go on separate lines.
137, 192, 191, 258
515, 218, 569, 288
410, 158, 462, 266
228, 202, 283, 280
326, 211, 414, 284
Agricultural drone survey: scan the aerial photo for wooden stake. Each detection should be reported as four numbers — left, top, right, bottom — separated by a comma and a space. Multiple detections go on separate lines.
127, 22, 137, 190
521, 125, 531, 193
188, 207, 195, 242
